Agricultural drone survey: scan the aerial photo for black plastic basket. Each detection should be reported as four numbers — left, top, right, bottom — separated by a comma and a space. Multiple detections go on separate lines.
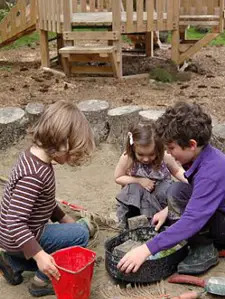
105, 226, 188, 284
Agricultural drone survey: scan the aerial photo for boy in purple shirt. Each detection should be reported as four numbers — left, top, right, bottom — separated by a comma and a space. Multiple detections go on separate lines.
118, 102, 225, 275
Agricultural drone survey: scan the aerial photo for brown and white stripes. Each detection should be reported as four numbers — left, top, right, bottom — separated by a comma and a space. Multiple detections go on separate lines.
0, 149, 65, 259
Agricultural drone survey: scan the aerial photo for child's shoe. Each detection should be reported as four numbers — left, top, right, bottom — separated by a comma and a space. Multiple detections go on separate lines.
76, 217, 96, 237
28, 277, 55, 297
178, 243, 219, 274
0, 251, 23, 285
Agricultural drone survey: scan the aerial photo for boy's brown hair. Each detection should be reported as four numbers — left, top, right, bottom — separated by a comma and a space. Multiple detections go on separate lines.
125, 122, 164, 169
31, 100, 95, 165
156, 101, 212, 148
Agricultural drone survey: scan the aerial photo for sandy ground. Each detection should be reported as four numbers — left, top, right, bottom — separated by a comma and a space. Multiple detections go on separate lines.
0, 139, 225, 299
1, 41, 225, 298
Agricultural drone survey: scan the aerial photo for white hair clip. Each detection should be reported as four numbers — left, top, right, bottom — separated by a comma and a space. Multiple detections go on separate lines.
128, 132, 134, 145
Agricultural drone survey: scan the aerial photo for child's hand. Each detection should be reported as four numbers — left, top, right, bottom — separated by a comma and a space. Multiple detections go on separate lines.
138, 178, 155, 191
152, 207, 168, 231
33, 250, 60, 280
117, 244, 151, 273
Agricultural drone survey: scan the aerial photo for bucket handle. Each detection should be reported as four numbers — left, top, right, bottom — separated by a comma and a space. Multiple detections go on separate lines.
55, 257, 96, 275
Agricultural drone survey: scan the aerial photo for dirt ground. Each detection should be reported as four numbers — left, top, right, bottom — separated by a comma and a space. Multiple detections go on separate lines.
0, 139, 225, 299
1, 42, 225, 298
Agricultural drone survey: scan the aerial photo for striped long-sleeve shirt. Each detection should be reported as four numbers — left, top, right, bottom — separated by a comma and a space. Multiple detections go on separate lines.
0, 149, 65, 259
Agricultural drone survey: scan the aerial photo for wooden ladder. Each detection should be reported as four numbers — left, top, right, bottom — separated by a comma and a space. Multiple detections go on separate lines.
59, 31, 121, 77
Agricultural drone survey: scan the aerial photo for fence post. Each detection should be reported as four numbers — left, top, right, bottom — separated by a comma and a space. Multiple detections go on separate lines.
112, 0, 122, 77
171, 0, 180, 64
219, 0, 224, 32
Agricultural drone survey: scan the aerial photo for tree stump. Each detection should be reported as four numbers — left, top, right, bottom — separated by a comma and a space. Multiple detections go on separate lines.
0, 107, 28, 149
77, 100, 110, 146
107, 105, 142, 151
25, 102, 45, 125
139, 109, 165, 125
212, 124, 225, 153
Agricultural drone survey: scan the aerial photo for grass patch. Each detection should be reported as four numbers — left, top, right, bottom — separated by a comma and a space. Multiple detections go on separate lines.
149, 67, 177, 83
167, 27, 225, 46
1, 31, 56, 50
0, 9, 9, 22
0, 65, 12, 72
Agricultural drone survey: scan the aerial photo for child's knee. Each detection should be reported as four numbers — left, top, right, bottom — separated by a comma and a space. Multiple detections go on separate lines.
69, 223, 89, 247
167, 182, 192, 202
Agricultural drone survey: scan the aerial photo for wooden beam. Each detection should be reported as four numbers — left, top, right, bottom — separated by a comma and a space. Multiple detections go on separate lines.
59, 45, 116, 54
178, 32, 219, 65
63, 31, 119, 41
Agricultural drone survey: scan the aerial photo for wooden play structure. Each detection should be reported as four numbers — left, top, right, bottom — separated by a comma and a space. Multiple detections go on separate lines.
0, 0, 224, 78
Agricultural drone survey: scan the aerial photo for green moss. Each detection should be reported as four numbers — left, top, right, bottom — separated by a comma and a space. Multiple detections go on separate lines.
149, 67, 177, 83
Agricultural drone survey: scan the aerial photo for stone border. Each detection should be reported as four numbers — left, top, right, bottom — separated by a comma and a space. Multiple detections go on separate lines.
0, 101, 225, 152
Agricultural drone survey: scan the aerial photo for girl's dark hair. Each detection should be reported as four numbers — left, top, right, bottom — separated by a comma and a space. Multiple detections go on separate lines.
125, 122, 164, 169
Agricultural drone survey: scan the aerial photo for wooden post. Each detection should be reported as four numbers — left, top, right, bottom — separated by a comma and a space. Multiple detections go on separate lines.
57, 33, 64, 65
112, 0, 122, 78
39, 30, 50, 67
171, 0, 180, 64
171, 29, 180, 64
219, 0, 224, 32
63, 0, 73, 46
145, 32, 154, 57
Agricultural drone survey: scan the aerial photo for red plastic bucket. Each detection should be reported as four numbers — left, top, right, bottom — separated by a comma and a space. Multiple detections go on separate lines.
51, 246, 96, 299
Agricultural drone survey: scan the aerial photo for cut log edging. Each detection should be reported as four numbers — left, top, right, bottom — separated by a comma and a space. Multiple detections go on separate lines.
0, 102, 225, 153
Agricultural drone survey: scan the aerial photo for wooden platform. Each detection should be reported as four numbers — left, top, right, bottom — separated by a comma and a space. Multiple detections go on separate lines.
69, 12, 220, 27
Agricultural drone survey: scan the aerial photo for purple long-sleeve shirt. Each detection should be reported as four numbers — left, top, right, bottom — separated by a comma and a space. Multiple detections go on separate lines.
147, 144, 225, 255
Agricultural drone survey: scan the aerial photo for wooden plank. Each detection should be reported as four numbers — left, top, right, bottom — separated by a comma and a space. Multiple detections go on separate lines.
40, 30, 50, 67
56, 0, 61, 33
126, 0, 134, 32
112, 0, 122, 78
178, 33, 219, 64
179, 20, 219, 26
43, 0, 48, 30
110, 51, 120, 78
68, 53, 109, 62
171, 30, 180, 64
81, 0, 87, 12
196, 0, 203, 14
145, 31, 153, 56
50, 0, 55, 32
72, 0, 78, 12
63, 31, 119, 40
71, 65, 113, 74
156, 0, 164, 31
90, 0, 95, 12
137, 0, 144, 32
146, 0, 154, 31
167, 0, 174, 30
59, 45, 116, 54
98, 0, 104, 11
207, 0, 215, 14
219, 0, 224, 32
62, 57, 71, 75
63, 0, 72, 31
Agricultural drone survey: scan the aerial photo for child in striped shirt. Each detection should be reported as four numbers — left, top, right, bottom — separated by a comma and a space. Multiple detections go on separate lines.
0, 100, 95, 297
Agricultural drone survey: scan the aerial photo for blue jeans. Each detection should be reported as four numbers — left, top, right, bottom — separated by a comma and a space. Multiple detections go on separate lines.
6, 223, 89, 281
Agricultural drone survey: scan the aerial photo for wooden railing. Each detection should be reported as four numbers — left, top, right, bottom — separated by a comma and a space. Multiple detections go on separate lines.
180, 0, 224, 31
38, 0, 63, 33
180, 0, 221, 15
0, 0, 36, 45
119, 0, 180, 33
71, 0, 112, 12
37, 0, 225, 34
